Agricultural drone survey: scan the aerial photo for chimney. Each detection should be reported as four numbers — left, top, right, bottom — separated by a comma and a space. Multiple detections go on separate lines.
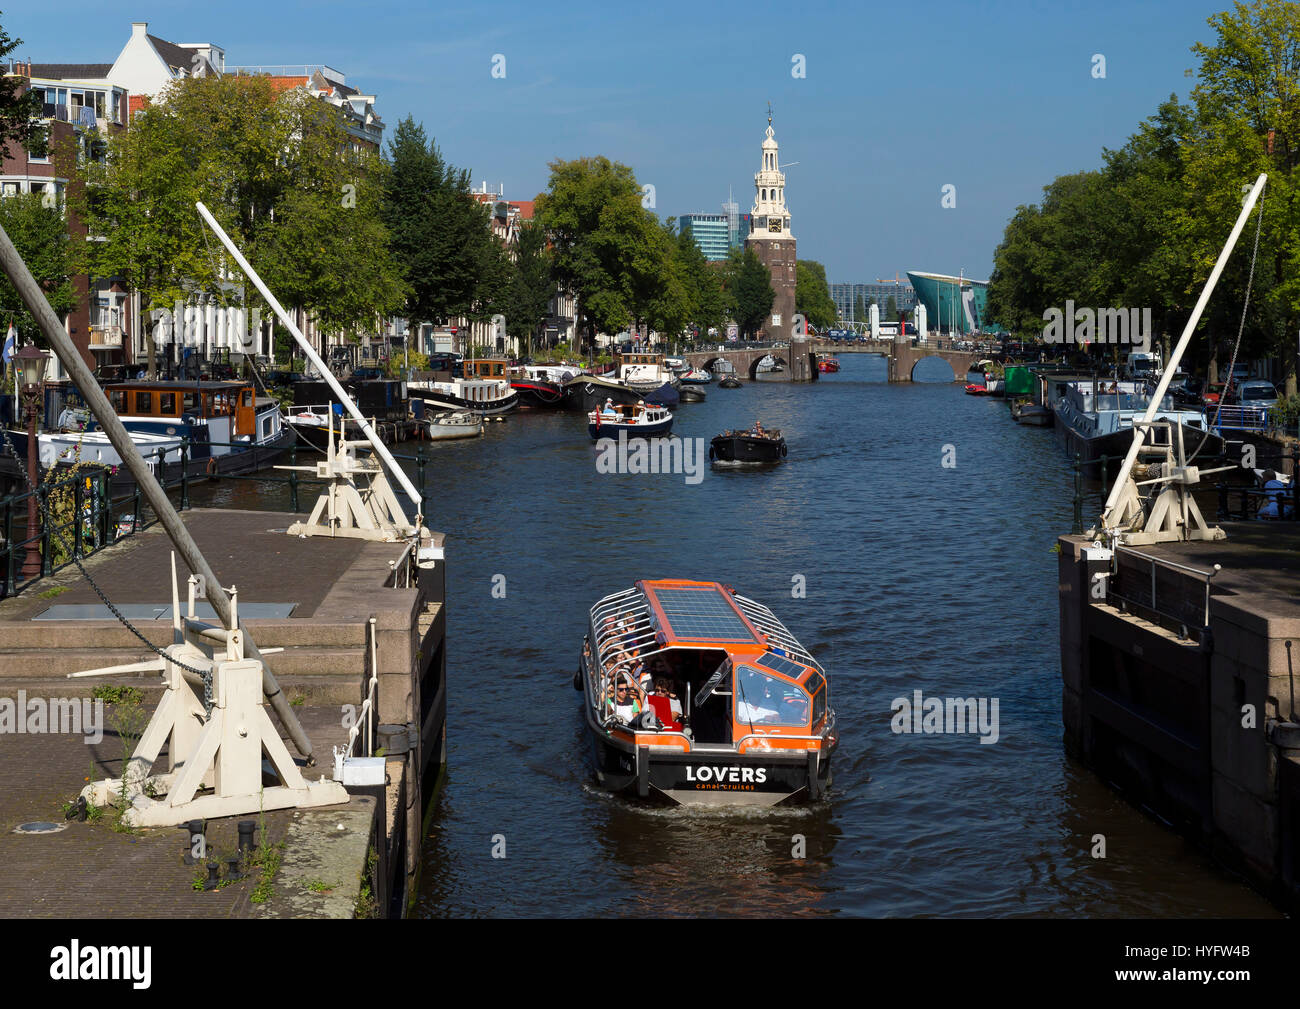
131, 22, 148, 38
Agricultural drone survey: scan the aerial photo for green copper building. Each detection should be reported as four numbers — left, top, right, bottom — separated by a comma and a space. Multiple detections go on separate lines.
906, 271, 989, 335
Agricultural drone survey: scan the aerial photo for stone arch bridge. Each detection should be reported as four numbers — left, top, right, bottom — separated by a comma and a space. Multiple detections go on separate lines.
682, 339, 980, 382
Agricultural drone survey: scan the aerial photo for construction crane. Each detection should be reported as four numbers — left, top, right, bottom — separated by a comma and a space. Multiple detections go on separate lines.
875, 272, 908, 286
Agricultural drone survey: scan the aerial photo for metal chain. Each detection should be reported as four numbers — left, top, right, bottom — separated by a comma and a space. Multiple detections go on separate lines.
0, 420, 215, 714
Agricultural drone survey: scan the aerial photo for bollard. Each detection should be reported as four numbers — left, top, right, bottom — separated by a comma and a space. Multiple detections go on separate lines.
1072, 454, 1083, 535
203, 861, 221, 891
225, 855, 245, 883
237, 819, 256, 861
182, 818, 206, 865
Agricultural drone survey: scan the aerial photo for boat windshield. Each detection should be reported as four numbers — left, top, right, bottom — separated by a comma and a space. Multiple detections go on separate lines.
734, 665, 809, 726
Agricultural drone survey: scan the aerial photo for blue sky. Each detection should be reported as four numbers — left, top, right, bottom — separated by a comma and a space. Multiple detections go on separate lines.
7, 0, 1222, 283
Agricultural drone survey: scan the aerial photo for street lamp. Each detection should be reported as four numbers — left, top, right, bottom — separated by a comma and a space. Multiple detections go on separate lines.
15, 342, 49, 581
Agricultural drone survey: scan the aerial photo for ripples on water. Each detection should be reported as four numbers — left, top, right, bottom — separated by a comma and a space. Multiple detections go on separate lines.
193, 354, 1276, 917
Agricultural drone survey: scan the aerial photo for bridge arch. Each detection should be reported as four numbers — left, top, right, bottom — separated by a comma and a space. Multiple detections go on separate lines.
909, 355, 958, 383
748, 355, 788, 380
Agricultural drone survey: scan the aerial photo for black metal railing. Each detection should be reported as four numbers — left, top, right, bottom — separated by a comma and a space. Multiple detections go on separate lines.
0, 434, 433, 600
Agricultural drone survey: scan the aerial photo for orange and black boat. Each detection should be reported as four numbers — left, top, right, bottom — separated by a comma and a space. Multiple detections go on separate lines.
574, 579, 836, 806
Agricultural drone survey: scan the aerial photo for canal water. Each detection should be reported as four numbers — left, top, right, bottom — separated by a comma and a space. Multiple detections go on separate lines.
191, 354, 1276, 917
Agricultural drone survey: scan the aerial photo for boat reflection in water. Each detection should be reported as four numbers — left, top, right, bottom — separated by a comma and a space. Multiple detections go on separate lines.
576, 579, 835, 807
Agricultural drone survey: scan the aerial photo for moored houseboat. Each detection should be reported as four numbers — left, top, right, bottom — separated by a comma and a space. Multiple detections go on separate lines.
409, 357, 518, 415
575, 579, 836, 806
33, 379, 292, 487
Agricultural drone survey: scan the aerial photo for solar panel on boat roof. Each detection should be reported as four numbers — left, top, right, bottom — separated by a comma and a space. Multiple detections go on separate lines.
756, 652, 808, 678
651, 587, 756, 642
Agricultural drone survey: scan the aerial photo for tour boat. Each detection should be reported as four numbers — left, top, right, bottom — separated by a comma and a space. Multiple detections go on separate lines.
574, 579, 836, 806
587, 400, 673, 440
709, 425, 787, 464
33, 379, 292, 488
409, 357, 518, 415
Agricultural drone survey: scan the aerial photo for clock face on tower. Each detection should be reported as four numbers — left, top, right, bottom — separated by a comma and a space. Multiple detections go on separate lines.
768, 217, 783, 233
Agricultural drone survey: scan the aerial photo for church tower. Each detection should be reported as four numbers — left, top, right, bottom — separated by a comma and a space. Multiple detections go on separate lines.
744, 106, 796, 343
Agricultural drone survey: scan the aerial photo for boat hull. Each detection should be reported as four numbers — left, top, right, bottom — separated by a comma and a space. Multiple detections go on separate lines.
588, 416, 674, 440
412, 389, 518, 415
585, 713, 831, 807
710, 434, 786, 464
511, 380, 565, 410
563, 377, 644, 413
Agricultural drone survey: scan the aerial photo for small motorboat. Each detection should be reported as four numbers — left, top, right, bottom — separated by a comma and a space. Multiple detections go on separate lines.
710, 424, 786, 464
427, 411, 484, 440
680, 368, 713, 384
587, 400, 673, 440
964, 382, 992, 396
678, 386, 707, 403
1011, 400, 1052, 426
718, 376, 742, 389
818, 357, 840, 374
575, 579, 836, 806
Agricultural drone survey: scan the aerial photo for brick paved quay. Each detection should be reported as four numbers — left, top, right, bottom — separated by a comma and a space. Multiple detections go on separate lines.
0, 508, 448, 917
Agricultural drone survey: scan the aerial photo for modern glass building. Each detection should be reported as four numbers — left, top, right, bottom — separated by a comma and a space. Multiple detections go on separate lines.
830, 283, 917, 323
906, 271, 989, 335
680, 213, 731, 262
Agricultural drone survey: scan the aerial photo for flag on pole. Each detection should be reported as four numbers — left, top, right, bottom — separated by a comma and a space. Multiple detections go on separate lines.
4, 321, 16, 423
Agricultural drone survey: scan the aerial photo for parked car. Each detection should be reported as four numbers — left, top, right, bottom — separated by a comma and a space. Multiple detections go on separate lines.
1232, 380, 1279, 410
1201, 382, 1227, 406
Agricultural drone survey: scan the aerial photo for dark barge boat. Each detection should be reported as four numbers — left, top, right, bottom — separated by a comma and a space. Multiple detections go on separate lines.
575, 579, 836, 806
710, 425, 786, 464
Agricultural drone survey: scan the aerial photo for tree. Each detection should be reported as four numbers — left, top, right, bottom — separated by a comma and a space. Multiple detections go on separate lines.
728, 247, 774, 339
675, 226, 726, 338
853, 293, 867, 324
534, 156, 645, 350
382, 116, 497, 330
501, 219, 553, 355
75, 74, 405, 375
886, 294, 898, 321
796, 260, 837, 330
0, 193, 74, 345
0, 19, 44, 154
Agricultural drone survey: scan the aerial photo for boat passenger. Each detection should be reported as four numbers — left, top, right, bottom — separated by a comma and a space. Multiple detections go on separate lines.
753, 421, 766, 437
601, 397, 618, 419
652, 678, 683, 720
605, 674, 646, 723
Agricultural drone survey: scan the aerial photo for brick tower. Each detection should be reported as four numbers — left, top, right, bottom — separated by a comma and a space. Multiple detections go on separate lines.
744, 107, 796, 342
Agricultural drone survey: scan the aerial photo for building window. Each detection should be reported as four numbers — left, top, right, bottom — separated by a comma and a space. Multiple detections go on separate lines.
772, 314, 782, 327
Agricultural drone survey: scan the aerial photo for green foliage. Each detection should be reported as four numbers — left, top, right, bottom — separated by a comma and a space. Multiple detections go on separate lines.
381, 117, 497, 328
676, 227, 726, 338
500, 219, 553, 353
725, 247, 774, 339
986, 0, 1300, 389
853, 293, 867, 324
0, 21, 44, 153
74, 74, 405, 377
1269, 392, 1300, 428
37, 585, 68, 600
885, 294, 898, 321
250, 841, 285, 904
796, 260, 837, 330
0, 193, 75, 344
384, 349, 430, 377
91, 684, 143, 706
